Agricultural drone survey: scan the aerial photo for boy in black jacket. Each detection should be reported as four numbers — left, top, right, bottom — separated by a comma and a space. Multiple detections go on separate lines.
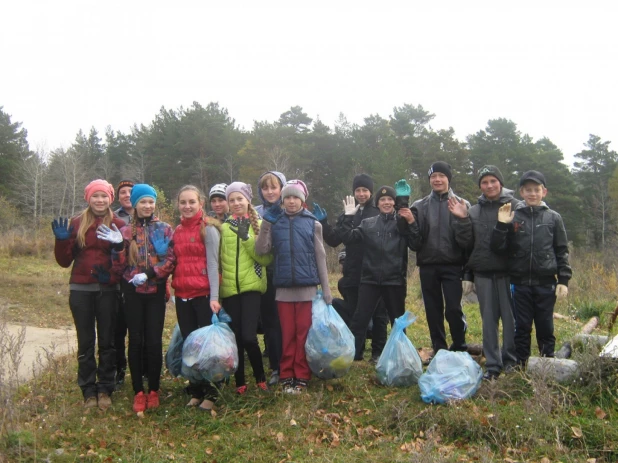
313, 174, 388, 362
338, 185, 416, 360
490, 170, 571, 366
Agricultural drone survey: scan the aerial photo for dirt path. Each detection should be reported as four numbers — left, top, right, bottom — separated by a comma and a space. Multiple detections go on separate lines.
5, 324, 77, 381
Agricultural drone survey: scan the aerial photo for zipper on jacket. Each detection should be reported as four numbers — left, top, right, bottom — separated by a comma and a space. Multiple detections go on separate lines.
528, 207, 534, 285
235, 230, 241, 294
290, 219, 296, 286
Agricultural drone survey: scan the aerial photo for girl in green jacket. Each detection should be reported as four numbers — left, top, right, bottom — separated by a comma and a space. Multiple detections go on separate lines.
220, 182, 273, 394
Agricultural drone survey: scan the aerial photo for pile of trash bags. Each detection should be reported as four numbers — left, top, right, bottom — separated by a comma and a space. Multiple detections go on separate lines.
305, 292, 355, 379
376, 311, 423, 387
418, 350, 483, 404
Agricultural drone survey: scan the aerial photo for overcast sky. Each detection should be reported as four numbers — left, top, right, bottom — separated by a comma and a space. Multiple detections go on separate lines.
1, 1, 616, 166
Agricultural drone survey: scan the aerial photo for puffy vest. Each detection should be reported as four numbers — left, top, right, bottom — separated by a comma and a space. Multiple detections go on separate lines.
271, 210, 320, 287
171, 211, 210, 299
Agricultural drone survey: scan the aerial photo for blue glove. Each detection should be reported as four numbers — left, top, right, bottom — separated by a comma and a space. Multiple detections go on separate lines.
92, 264, 111, 284
312, 203, 327, 222
51, 217, 73, 240
151, 228, 170, 256
395, 179, 411, 197
129, 273, 148, 286
263, 203, 283, 224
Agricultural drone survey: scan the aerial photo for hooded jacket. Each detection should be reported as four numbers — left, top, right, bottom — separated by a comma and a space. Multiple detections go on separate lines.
254, 171, 287, 217
490, 201, 572, 286
464, 188, 520, 279
409, 189, 473, 266
321, 196, 380, 287
339, 211, 415, 286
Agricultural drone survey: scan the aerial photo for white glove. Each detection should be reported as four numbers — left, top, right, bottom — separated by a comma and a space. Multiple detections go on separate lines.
96, 224, 123, 244
129, 273, 148, 286
462, 281, 474, 296
555, 284, 568, 299
343, 195, 360, 216
497, 204, 515, 224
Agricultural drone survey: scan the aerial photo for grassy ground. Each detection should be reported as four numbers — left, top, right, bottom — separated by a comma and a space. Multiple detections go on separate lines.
1, 252, 617, 462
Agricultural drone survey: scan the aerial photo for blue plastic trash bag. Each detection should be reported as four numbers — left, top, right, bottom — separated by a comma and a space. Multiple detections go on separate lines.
305, 292, 355, 379
182, 312, 238, 383
165, 323, 184, 377
418, 349, 483, 404
376, 311, 423, 387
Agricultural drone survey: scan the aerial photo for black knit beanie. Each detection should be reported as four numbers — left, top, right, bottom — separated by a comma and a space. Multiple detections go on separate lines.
352, 173, 374, 194
477, 165, 504, 187
428, 161, 452, 183
374, 185, 396, 203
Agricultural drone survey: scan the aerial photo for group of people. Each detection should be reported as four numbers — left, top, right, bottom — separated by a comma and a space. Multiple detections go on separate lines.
52, 161, 571, 413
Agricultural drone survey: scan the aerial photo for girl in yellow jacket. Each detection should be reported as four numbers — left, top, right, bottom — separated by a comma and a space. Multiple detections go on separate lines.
220, 182, 273, 394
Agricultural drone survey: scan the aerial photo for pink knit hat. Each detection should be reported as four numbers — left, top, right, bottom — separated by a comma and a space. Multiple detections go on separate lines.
84, 179, 115, 203
281, 179, 308, 203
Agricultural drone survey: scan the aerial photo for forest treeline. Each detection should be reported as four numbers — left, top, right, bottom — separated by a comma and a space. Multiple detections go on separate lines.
1, 102, 617, 247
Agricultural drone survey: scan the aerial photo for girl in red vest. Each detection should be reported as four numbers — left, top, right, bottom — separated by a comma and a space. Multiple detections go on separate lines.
153, 185, 222, 411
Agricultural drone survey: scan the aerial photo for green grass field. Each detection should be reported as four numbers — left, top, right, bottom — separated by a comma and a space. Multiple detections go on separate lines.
1, 253, 617, 462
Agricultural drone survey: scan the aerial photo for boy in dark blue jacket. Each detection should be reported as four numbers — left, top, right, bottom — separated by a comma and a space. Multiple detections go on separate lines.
490, 170, 572, 366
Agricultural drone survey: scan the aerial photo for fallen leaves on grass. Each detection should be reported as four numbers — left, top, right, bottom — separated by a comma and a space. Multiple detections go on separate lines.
595, 407, 607, 419
571, 426, 583, 438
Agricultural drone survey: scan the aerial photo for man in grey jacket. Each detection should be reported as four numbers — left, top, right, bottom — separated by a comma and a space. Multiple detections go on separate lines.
462, 166, 518, 380
409, 161, 472, 354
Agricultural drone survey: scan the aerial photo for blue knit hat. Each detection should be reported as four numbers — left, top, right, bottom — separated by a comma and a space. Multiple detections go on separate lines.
130, 184, 157, 208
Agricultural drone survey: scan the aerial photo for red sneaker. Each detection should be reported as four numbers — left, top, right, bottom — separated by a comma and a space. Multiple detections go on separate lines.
256, 381, 269, 392
146, 390, 160, 409
236, 385, 248, 395
133, 392, 147, 413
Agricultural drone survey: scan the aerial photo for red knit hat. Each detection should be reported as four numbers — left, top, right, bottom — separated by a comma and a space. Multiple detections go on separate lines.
84, 179, 115, 203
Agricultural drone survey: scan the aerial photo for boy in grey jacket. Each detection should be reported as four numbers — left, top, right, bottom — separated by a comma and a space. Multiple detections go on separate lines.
462, 166, 518, 380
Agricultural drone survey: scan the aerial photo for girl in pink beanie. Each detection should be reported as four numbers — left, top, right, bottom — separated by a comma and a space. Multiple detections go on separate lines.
52, 179, 124, 411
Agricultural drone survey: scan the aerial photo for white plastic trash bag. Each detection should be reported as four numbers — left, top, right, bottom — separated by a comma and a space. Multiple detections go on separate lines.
376, 311, 423, 387
418, 350, 483, 404
305, 292, 355, 379
600, 334, 618, 358
182, 312, 238, 383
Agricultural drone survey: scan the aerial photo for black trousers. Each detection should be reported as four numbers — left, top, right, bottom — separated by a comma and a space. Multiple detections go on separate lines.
512, 284, 556, 363
115, 293, 149, 377
69, 289, 117, 398
419, 264, 467, 352
175, 296, 218, 401
114, 292, 127, 372
224, 291, 266, 386
339, 284, 388, 358
350, 284, 406, 361
260, 273, 282, 372
122, 282, 166, 394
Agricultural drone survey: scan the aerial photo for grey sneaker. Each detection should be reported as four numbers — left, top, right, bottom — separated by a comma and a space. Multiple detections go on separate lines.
268, 371, 280, 387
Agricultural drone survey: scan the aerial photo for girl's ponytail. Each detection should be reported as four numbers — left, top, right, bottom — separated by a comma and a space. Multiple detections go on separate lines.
248, 204, 260, 236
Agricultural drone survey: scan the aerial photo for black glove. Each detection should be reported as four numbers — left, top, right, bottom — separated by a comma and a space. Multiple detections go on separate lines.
231, 217, 250, 241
